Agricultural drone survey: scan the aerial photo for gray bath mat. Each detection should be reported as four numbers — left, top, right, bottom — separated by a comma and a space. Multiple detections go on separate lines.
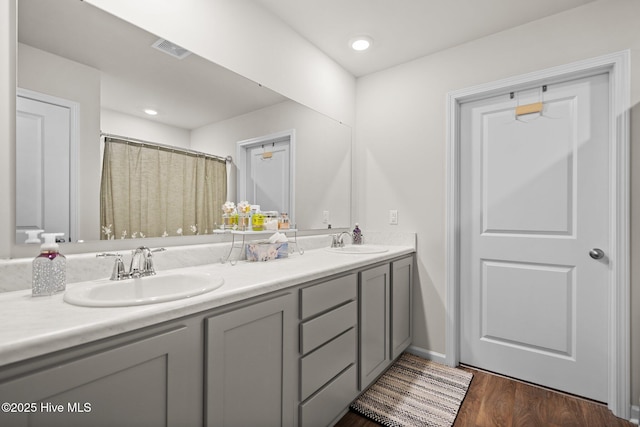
350, 352, 473, 427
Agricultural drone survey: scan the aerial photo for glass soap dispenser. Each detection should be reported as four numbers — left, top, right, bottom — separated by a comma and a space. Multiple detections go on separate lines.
32, 233, 66, 296
353, 223, 363, 245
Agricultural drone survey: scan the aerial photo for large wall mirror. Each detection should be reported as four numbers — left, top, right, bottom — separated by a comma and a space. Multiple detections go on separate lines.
15, 0, 351, 248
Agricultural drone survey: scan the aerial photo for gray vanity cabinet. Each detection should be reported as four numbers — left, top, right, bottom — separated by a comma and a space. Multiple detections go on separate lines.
358, 263, 391, 390
0, 251, 414, 427
391, 255, 413, 359
205, 292, 296, 427
0, 319, 202, 427
358, 255, 414, 391
298, 274, 359, 427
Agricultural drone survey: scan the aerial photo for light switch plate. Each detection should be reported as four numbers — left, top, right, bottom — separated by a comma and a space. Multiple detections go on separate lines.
322, 210, 330, 224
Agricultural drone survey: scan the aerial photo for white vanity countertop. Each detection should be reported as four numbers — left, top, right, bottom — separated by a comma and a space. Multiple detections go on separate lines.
0, 245, 414, 367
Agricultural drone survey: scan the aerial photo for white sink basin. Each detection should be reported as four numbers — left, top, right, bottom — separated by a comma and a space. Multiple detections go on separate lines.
64, 271, 224, 307
326, 245, 389, 254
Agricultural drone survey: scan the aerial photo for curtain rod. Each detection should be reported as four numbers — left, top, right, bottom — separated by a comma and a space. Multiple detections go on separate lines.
100, 132, 232, 163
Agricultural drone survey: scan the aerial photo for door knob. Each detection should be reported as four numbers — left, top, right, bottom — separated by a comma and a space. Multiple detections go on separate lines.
589, 248, 605, 260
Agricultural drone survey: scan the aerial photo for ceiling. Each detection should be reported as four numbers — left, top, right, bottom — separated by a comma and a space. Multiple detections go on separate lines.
252, 0, 598, 77
18, 0, 287, 130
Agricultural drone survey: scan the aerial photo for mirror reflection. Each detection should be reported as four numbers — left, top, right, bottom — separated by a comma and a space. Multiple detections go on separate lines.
16, 0, 351, 244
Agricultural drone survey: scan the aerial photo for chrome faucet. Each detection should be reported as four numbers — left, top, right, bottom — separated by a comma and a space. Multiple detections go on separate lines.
130, 246, 166, 278
330, 232, 352, 248
97, 246, 166, 280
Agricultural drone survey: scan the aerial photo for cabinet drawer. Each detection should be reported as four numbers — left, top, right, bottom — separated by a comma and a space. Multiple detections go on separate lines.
300, 300, 357, 354
300, 328, 356, 401
300, 273, 357, 319
299, 363, 357, 427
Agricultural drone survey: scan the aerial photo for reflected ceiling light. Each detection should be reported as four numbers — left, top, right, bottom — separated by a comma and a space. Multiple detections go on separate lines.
350, 36, 373, 51
144, 108, 158, 116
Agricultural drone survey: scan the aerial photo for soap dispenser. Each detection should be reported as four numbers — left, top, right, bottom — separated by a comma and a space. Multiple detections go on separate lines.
353, 223, 363, 245
24, 229, 44, 244
32, 233, 66, 296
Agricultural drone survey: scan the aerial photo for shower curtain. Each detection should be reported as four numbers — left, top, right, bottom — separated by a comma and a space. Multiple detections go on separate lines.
100, 137, 227, 239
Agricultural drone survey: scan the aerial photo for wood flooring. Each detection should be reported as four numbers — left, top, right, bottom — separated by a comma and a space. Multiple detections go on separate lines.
334, 367, 634, 427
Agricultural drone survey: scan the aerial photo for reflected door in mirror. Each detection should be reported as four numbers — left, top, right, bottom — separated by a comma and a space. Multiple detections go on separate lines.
16, 95, 72, 243
238, 131, 295, 222
247, 141, 290, 215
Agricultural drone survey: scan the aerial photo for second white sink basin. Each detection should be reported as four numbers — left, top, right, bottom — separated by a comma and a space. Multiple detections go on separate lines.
326, 245, 389, 254
64, 271, 224, 307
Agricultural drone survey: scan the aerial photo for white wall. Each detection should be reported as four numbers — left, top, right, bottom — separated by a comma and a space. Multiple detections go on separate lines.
83, 0, 356, 127
101, 109, 190, 148
355, 0, 640, 408
17, 43, 101, 242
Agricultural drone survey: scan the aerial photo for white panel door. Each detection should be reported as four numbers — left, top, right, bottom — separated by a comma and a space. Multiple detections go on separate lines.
460, 73, 610, 402
246, 141, 290, 213
16, 96, 71, 243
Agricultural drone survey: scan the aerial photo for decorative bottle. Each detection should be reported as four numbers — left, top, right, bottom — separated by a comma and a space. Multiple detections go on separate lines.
32, 233, 66, 296
353, 223, 363, 245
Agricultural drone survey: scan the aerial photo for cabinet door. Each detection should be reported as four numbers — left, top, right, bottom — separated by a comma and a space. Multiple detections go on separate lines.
391, 255, 413, 359
358, 264, 390, 390
206, 293, 295, 427
0, 325, 197, 427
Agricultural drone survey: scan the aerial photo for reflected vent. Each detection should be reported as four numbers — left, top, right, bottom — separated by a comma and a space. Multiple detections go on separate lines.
151, 38, 192, 60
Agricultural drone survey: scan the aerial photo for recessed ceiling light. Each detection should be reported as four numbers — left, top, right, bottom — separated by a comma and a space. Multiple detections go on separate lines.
350, 36, 373, 52
144, 108, 158, 116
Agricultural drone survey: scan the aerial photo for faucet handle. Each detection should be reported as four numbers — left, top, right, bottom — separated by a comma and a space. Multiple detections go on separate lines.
131, 246, 166, 255
97, 252, 127, 280
140, 247, 166, 276
144, 248, 165, 276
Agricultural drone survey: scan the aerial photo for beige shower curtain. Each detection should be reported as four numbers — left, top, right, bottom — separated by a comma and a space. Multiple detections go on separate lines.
100, 138, 227, 239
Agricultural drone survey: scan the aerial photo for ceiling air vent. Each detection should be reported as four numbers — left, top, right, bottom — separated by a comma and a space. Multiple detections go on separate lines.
151, 38, 192, 60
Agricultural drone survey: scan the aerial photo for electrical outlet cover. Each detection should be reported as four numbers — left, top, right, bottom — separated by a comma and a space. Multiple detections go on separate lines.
389, 210, 398, 225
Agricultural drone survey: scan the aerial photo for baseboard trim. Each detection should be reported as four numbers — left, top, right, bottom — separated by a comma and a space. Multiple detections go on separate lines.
406, 345, 447, 365
630, 404, 639, 425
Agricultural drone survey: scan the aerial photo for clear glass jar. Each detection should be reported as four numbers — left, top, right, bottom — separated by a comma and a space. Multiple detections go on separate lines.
278, 213, 290, 230
263, 211, 279, 230
238, 214, 250, 231
223, 213, 240, 230
252, 213, 265, 231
